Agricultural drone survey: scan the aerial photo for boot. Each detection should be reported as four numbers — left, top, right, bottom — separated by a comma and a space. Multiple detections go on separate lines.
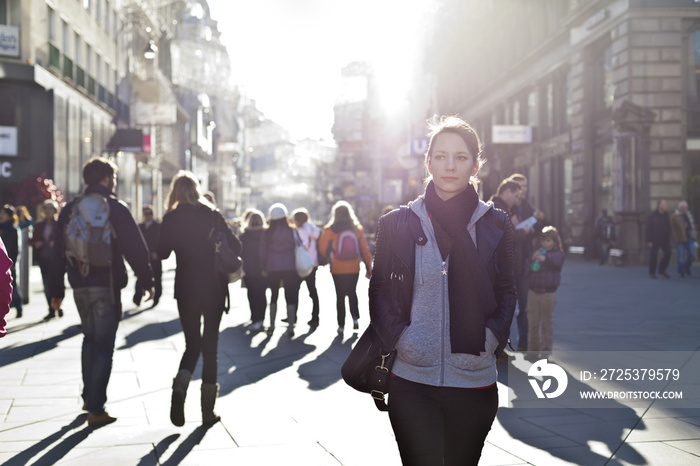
170, 369, 191, 427
268, 303, 277, 335
201, 383, 221, 425
286, 304, 297, 335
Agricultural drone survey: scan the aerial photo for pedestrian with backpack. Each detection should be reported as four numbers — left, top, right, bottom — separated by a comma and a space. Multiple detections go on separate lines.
291, 207, 321, 328
157, 171, 241, 426
49, 157, 155, 427
318, 200, 372, 335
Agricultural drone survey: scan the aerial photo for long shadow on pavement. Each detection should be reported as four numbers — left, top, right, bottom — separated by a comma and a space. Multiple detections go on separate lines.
0, 324, 82, 369
4, 414, 89, 466
216, 325, 316, 397
158, 425, 213, 466
497, 357, 646, 465
297, 333, 358, 390
118, 318, 181, 350
135, 434, 180, 466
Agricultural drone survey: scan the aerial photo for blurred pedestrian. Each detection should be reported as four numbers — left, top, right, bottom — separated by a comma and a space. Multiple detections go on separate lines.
30, 200, 62, 320
157, 171, 240, 426
319, 200, 373, 335
0, 205, 23, 319
593, 208, 616, 266
134, 205, 162, 308
292, 207, 321, 327
49, 157, 154, 427
505, 174, 538, 351
526, 226, 565, 355
670, 201, 697, 277
370, 115, 516, 465
240, 209, 268, 332
646, 199, 671, 279
260, 203, 302, 335
0, 238, 13, 337
17, 205, 33, 229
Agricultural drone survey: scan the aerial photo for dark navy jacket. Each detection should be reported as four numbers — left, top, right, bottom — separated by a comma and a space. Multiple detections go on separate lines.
49, 185, 154, 300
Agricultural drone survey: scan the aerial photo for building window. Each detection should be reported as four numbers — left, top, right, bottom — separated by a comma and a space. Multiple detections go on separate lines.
83, 0, 90, 10
594, 45, 614, 113
74, 33, 81, 66
95, 0, 101, 24
527, 90, 538, 127
86, 44, 92, 74
48, 7, 56, 42
0, 0, 6, 24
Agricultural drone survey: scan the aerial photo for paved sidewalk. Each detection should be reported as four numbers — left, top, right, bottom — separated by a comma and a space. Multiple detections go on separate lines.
0, 258, 699, 465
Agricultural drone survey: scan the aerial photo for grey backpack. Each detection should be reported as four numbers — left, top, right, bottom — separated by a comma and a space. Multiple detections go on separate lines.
64, 193, 116, 277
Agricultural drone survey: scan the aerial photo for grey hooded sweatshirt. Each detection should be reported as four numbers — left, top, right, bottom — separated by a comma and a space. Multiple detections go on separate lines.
391, 197, 500, 388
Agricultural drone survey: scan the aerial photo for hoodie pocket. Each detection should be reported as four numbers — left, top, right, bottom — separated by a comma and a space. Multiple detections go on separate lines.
447, 328, 499, 372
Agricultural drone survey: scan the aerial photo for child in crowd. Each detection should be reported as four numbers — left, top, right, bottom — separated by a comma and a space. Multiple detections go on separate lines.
526, 226, 565, 354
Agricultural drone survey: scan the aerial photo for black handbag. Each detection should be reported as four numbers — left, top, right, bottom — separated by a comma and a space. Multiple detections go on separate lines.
341, 324, 396, 411
209, 211, 243, 312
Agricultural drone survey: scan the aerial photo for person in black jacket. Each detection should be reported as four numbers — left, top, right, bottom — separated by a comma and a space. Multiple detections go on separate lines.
240, 209, 267, 332
0, 205, 23, 319
646, 199, 671, 279
134, 205, 162, 308
49, 157, 154, 427
157, 170, 241, 427
369, 115, 516, 465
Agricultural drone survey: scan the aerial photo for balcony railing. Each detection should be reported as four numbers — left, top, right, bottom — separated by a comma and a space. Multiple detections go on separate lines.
62, 55, 73, 80
49, 43, 61, 71
75, 66, 85, 88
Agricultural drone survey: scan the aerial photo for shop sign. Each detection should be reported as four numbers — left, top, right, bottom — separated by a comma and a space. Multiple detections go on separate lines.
0, 25, 19, 57
492, 125, 532, 144
0, 126, 18, 156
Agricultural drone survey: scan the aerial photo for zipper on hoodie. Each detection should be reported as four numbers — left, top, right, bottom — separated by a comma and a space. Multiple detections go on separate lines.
440, 259, 447, 385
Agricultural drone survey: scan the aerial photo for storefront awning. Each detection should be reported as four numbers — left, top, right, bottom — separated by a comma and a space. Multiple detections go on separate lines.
105, 129, 143, 153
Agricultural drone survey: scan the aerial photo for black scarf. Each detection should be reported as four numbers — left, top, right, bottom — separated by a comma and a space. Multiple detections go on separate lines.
424, 181, 495, 355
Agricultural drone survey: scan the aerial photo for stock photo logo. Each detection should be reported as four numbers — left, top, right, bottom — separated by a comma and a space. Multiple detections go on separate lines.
528, 359, 569, 399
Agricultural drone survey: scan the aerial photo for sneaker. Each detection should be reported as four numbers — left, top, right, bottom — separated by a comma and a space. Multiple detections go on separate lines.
337, 326, 344, 335
87, 411, 117, 427
249, 321, 263, 332
353, 319, 359, 330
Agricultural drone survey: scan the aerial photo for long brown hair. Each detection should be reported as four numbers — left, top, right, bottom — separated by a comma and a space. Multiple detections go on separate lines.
165, 171, 213, 212
325, 200, 361, 230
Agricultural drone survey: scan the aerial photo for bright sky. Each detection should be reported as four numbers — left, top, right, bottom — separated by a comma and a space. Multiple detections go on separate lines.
207, 0, 432, 141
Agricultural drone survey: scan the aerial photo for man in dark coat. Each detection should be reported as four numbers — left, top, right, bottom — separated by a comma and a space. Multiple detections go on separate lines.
646, 199, 671, 279
134, 205, 162, 307
49, 157, 154, 427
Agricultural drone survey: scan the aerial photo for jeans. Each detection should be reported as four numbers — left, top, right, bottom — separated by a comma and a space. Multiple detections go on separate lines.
388, 376, 498, 466
177, 298, 224, 384
332, 273, 359, 327
649, 242, 671, 275
515, 275, 529, 349
676, 240, 696, 276
73, 287, 120, 416
267, 270, 302, 307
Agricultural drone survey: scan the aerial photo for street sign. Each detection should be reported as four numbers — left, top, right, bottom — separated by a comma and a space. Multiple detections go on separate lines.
411, 137, 429, 156
492, 125, 532, 144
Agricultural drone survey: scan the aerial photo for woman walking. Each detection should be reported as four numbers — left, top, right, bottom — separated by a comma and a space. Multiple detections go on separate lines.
260, 203, 302, 335
369, 115, 516, 465
157, 171, 241, 426
292, 208, 321, 327
0, 205, 23, 319
318, 201, 372, 335
30, 200, 62, 320
240, 209, 267, 332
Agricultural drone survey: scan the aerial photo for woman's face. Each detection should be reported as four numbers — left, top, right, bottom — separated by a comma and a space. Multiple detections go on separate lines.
427, 132, 477, 201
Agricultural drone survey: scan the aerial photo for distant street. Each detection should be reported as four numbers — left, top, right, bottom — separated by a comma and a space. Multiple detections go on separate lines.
1, 258, 699, 465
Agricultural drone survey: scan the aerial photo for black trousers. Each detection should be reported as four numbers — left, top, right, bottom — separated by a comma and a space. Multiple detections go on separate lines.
245, 275, 268, 323
176, 299, 224, 384
331, 273, 359, 326
303, 267, 320, 321
388, 376, 498, 466
649, 242, 671, 275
